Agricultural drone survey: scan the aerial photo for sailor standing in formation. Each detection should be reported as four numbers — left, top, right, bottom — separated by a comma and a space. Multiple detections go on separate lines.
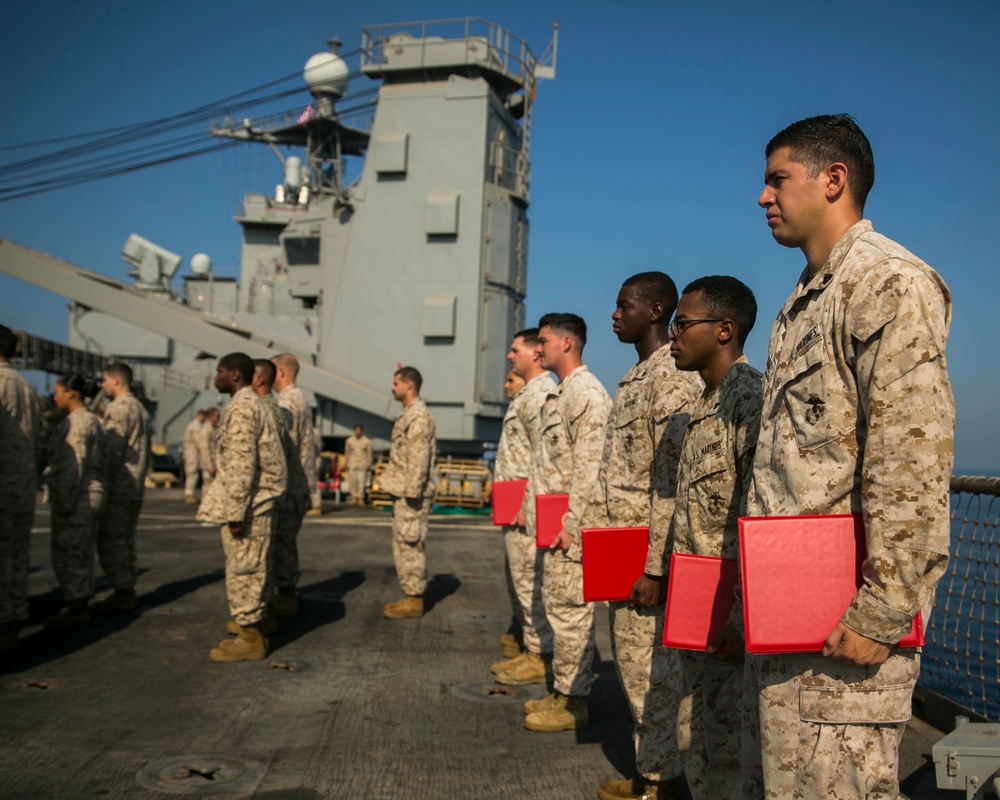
91, 362, 150, 613
271, 353, 317, 617
198, 352, 286, 662
343, 423, 372, 506
492, 329, 556, 685
379, 366, 437, 621
0, 325, 39, 654
182, 409, 205, 504
44, 374, 106, 631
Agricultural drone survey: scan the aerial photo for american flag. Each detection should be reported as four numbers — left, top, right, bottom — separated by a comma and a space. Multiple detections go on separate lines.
297, 104, 316, 124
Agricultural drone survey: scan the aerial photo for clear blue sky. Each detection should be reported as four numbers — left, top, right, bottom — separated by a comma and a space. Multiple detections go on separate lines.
2, 1, 998, 472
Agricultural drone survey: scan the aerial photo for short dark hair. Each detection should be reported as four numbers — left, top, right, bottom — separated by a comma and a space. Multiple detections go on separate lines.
513, 327, 540, 347
0, 325, 16, 359
622, 271, 679, 317
766, 113, 874, 214
538, 313, 587, 349
218, 352, 254, 384
353, 423, 363, 430
104, 362, 133, 387
395, 366, 423, 393
253, 358, 277, 387
681, 275, 758, 347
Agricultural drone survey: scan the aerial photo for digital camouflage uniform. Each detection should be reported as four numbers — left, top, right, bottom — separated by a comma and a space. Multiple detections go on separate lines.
344, 433, 372, 503
99, 392, 150, 591
274, 385, 316, 591
536, 366, 611, 697
747, 221, 954, 799
509, 372, 556, 655
496, 383, 531, 640
197, 386, 287, 625
0, 362, 40, 626
586, 344, 702, 785
48, 408, 105, 602
196, 420, 218, 488
379, 398, 437, 597
182, 418, 202, 498
670, 356, 763, 799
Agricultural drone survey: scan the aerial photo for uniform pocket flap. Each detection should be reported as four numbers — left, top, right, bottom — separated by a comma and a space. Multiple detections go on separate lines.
799, 681, 912, 724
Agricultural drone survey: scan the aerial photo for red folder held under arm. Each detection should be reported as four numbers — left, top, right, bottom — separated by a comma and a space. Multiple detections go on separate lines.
580, 527, 649, 602
491, 480, 527, 526
738, 514, 924, 655
535, 493, 569, 549
662, 553, 739, 651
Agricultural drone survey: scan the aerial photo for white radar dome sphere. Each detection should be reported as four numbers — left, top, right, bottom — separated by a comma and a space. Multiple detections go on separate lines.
190, 253, 212, 276
304, 52, 349, 98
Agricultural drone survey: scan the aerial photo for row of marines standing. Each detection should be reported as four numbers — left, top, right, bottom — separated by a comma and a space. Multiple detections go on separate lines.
489, 113, 954, 800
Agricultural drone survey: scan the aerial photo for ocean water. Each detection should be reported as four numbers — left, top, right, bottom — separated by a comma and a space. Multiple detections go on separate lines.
918, 491, 1000, 721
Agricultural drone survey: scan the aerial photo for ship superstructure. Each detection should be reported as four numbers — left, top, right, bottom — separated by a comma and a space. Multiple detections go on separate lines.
1, 18, 558, 451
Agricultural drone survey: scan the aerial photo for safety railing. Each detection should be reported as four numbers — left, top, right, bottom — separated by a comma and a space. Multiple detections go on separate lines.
919, 475, 1000, 722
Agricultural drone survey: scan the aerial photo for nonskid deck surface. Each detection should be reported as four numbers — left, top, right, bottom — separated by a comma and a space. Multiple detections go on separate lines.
2, 491, 948, 799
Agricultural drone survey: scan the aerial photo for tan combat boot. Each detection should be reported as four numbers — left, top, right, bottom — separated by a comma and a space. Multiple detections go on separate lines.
598, 776, 685, 800
495, 650, 549, 686
305, 507, 322, 517
209, 623, 268, 662
43, 600, 92, 631
273, 587, 299, 617
90, 587, 138, 612
523, 692, 589, 732
382, 596, 423, 619
499, 632, 521, 658
491, 650, 528, 675
522, 692, 557, 715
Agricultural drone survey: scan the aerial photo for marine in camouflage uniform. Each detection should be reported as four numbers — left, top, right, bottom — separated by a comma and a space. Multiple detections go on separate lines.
196, 409, 219, 488
529, 314, 611, 731
198, 383, 287, 630
509, 369, 557, 659
671, 354, 762, 800
272, 355, 317, 609
182, 413, 203, 500
94, 365, 151, 608
380, 367, 436, 618
344, 426, 372, 505
0, 345, 40, 649
48, 406, 106, 606
590, 344, 703, 797
749, 116, 954, 799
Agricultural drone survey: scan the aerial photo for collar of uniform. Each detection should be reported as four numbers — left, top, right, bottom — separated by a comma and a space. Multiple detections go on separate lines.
785, 220, 872, 319
688, 355, 749, 423
618, 343, 672, 385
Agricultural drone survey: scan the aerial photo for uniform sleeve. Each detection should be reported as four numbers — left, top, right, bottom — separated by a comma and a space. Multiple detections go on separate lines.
49, 419, 82, 511
402, 413, 434, 499
840, 267, 954, 644
220, 402, 259, 522
102, 402, 128, 471
562, 386, 611, 540
647, 371, 700, 576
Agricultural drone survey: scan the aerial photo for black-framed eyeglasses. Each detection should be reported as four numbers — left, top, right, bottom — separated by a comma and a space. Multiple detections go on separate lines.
669, 318, 723, 337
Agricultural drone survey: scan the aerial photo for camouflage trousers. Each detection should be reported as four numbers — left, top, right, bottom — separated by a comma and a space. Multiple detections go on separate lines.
746, 650, 917, 799
346, 469, 366, 503
183, 452, 199, 497
504, 526, 552, 654
0, 503, 34, 624
97, 491, 142, 590
391, 497, 430, 596
273, 493, 308, 590
609, 601, 691, 781
220, 512, 273, 626
51, 491, 102, 602
542, 549, 595, 697
680, 650, 761, 799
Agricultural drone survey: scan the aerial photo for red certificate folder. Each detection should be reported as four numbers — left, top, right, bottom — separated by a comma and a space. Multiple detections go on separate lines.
580, 527, 649, 602
662, 553, 739, 651
738, 514, 924, 655
535, 493, 569, 549
491, 480, 527, 526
